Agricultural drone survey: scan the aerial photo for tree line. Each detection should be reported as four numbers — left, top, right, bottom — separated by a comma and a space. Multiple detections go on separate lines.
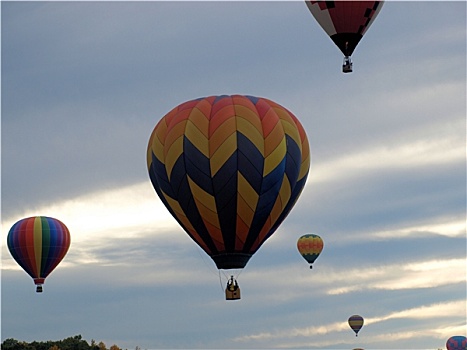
0, 335, 140, 350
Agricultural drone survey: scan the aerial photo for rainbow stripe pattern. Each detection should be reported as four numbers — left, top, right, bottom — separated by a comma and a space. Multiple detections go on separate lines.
7, 216, 71, 289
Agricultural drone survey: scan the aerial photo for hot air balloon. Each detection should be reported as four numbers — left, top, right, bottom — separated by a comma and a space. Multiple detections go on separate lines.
297, 233, 323, 269
446, 336, 467, 350
7, 216, 71, 293
147, 95, 310, 299
348, 315, 364, 336
305, 1, 384, 73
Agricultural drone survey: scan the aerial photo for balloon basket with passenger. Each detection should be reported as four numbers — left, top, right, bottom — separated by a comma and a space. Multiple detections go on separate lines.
225, 275, 241, 300
343, 56, 353, 73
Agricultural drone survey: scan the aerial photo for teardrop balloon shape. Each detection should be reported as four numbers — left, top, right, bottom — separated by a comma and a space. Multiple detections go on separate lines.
297, 233, 323, 268
147, 95, 310, 270
348, 315, 364, 336
7, 216, 71, 292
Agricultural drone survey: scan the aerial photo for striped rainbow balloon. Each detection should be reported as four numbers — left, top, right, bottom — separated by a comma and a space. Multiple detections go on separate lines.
7, 216, 71, 292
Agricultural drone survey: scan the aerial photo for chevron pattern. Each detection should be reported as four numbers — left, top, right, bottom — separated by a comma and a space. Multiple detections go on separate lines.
147, 95, 310, 269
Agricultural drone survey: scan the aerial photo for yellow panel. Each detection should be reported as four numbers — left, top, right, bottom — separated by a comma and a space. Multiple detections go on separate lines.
33, 217, 43, 275
195, 201, 221, 231
236, 116, 265, 155
234, 105, 262, 129
209, 117, 236, 156
264, 122, 285, 156
187, 177, 217, 213
264, 137, 286, 176
187, 177, 225, 250
210, 132, 237, 176
185, 119, 209, 157
237, 172, 258, 220
162, 192, 185, 217
188, 107, 210, 138
299, 151, 311, 180
164, 120, 187, 156
269, 196, 284, 230
235, 215, 250, 250
148, 131, 165, 166
280, 119, 302, 147
154, 118, 168, 145
270, 176, 291, 226
203, 221, 225, 251
278, 175, 292, 204
165, 135, 184, 178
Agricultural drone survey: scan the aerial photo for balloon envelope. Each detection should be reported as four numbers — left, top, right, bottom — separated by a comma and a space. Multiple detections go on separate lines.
305, 1, 384, 57
297, 234, 323, 265
446, 336, 467, 350
348, 315, 364, 336
147, 95, 310, 270
7, 216, 71, 291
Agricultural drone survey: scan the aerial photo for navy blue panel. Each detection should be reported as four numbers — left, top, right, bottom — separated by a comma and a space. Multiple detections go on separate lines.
183, 137, 214, 195
237, 132, 263, 194
260, 156, 286, 195
211, 253, 252, 269
284, 135, 301, 189
242, 167, 285, 252
149, 153, 176, 198
171, 167, 219, 255
170, 156, 188, 197
214, 95, 230, 104
212, 151, 238, 199
245, 95, 260, 105
211, 151, 238, 252
217, 184, 237, 252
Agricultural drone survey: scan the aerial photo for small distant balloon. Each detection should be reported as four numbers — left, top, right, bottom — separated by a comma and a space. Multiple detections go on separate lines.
7, 216, 71, 292
348, 315, 364, 336
297, 234, 323, 268
446, 336, 466, 350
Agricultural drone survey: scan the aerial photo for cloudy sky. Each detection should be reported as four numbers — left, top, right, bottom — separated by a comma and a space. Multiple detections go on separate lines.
1, 1, 466, 349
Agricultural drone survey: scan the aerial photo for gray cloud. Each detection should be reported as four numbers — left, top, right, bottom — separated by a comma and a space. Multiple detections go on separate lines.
2, 1, 465, 349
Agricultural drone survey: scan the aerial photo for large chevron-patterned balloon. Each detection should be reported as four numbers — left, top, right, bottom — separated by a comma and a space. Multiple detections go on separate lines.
147, 95, 310, 270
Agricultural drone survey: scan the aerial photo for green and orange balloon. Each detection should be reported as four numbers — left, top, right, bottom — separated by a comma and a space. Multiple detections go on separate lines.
297, 234, 323, 269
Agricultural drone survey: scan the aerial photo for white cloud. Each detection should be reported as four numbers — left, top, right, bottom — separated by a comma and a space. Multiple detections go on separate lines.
374, 220, 466, 239
234, 299, 466, 344
2, 181, 179, 244
310, 129, 465, 185
326, 258, 466, 294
